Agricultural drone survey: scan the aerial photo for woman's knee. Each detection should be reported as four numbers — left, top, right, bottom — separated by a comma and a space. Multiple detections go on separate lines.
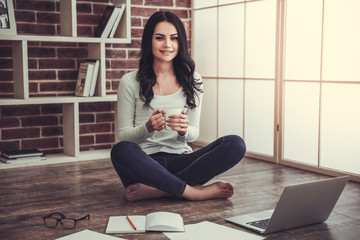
224, 134, 246, 157
111, 141, 139, 164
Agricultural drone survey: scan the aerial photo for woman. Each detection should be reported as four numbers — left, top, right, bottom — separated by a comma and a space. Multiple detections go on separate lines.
111, 11, 246, 201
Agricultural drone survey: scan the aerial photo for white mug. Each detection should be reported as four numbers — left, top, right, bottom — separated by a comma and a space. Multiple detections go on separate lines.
163, 108, 183, 130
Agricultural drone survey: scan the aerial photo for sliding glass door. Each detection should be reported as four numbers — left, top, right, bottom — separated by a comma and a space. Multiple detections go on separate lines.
281, 0, 360, 177
193, 0, 278, 161
192, 0, 360, 179
281, 0, 323, 166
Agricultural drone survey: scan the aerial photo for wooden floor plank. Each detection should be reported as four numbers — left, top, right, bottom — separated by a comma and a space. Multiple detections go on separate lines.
0, 157, 359, 240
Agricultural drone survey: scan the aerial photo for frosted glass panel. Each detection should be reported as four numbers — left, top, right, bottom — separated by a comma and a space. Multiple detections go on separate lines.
320, 83, 360, 174
219, 4, 244, 78
198, 79, 218, 143
193, 0, 218, 9
283, 82, 320, 165
284, 0, 322, 80
245, 0, 277, 78
193, 9, 217, 77
218, 79, 243, 137
244, 80, 275, 156
322, 0, 360, 81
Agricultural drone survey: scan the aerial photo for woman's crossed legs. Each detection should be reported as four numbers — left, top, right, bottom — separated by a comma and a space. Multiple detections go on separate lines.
111, 135, 246, 201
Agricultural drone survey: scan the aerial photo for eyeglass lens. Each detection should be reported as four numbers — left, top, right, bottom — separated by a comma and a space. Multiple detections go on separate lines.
44, 217, 58, 228
44, 217, 76, 229
61, 219, 76, 229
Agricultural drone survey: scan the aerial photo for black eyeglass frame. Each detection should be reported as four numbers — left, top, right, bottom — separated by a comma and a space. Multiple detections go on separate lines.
43, 212, 90, 229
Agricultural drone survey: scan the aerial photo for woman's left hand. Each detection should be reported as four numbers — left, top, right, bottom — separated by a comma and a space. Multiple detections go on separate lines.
167, 110, 188, 136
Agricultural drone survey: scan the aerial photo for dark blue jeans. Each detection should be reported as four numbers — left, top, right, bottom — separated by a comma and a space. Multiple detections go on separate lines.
110, 134, 246, 198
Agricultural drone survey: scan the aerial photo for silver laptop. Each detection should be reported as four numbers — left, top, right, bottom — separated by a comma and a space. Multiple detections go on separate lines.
226, 176, 349, 234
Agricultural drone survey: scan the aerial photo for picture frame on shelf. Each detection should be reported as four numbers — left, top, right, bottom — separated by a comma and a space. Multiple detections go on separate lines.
0, 0, 16, 35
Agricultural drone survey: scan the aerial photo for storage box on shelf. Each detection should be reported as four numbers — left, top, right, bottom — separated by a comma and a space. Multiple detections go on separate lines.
0, 0, 130, 169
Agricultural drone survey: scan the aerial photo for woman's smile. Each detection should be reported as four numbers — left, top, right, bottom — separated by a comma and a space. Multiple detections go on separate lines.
152, 21, 179, 63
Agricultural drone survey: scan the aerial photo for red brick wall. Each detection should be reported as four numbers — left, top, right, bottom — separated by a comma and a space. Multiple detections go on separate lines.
0, 0, 191, 154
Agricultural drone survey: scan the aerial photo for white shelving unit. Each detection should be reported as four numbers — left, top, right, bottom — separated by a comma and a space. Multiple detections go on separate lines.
0, 0, 130, 169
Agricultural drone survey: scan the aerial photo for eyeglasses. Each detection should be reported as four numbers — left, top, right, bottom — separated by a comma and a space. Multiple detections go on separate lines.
43, 212, 90, 229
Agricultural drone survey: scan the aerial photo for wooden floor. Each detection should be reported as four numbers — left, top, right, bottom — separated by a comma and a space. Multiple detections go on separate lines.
0, 157, 359, 240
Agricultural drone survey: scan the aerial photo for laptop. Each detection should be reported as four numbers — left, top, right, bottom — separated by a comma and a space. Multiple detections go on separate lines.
226, 176, 349, 234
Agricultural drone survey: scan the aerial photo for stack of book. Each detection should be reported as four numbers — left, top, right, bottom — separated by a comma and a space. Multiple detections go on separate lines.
94, 3, 126, 38
0, 149, 46, 164
75, 59, 100, 97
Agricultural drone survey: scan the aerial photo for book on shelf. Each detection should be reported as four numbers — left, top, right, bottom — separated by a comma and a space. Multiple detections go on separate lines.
109, 4, 126, 38
0, 155, 46, 164
1, 149, 43, 158
86, 59, 100, 97
94, 6, 119, 38
105, 211, 185, 234
94, 4, 126, 38
101, 7, 120, 38
94, 6, 115, 37
75, 62, 95, 97
0, 149, 46, 164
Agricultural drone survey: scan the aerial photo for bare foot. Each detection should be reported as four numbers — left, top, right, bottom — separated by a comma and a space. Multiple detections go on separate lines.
182, 182, 234, 201
126, 183, 171, 201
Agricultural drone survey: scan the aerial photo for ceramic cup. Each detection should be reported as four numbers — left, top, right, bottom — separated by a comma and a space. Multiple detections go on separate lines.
163, 108, 183, 130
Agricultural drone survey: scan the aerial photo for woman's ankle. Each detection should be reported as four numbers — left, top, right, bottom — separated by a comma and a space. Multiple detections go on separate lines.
126, 183, 170, 201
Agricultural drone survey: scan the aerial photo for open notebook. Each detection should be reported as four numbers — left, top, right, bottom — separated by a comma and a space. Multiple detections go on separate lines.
105, 211, 184, 233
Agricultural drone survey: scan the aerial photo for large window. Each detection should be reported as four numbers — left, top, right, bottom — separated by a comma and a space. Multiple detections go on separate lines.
193, 0, 360, 180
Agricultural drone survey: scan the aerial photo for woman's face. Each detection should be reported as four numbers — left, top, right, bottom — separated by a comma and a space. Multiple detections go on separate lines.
152, 21, 179, 64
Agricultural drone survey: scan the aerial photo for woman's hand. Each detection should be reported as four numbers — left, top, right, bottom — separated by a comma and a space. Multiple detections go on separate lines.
167, 110, 189, 136
146, 109, 165, 133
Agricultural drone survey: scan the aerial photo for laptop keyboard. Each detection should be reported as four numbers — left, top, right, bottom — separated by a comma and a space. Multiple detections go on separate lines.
247, 218, 270, 229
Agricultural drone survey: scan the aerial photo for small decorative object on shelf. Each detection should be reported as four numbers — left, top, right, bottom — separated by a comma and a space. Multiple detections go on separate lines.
0, 0, 17, 35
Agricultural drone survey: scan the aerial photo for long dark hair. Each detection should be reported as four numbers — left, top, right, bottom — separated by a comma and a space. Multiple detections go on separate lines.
136, 11, 202, 110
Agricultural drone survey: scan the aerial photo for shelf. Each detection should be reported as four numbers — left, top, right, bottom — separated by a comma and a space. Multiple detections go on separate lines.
0, 35, 131, 44
0, 0, 131, 44
0, 0, 129, 168
0, 149, 111, 169
0, 95, 117, 106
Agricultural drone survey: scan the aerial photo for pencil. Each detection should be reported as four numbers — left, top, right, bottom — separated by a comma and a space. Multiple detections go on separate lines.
126, 216, 137, 230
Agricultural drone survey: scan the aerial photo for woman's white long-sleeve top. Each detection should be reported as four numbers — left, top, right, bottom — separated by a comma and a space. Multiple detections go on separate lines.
116, 70, 203, 155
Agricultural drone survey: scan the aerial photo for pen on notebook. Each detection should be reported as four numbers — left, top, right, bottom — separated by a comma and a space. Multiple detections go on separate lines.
126, 216, 137, 230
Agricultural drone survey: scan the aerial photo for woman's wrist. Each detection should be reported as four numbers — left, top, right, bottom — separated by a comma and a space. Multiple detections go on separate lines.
146, 120, 155, 133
